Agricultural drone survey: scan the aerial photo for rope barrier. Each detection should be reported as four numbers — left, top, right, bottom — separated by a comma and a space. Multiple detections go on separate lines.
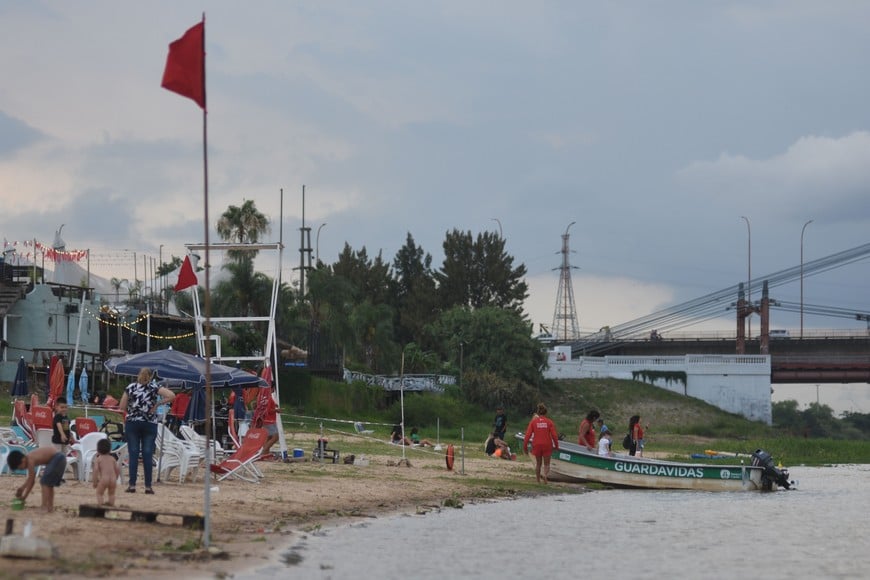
278, 413, 455, 459
283, 413, 394, 428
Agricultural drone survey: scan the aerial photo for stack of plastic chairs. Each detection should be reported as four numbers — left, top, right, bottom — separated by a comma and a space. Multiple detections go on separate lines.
72, 432, 108, 482
156, 423, 202, 483
179, 425, 230, 461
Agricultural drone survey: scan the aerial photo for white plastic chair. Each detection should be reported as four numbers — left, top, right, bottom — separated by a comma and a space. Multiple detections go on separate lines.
156, 424, 202, 483
354, 422, 374, 435
73, 432, 108, 483
35, 428, 54, 448
179, 425, 229, 461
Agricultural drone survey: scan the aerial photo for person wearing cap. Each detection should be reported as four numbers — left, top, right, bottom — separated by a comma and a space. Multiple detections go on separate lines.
597, 425, 613, 457
493, 405, 508, 441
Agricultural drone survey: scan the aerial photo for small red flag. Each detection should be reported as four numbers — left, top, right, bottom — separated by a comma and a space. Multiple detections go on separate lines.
161, 21, 205, 109
174, 255, 199, 292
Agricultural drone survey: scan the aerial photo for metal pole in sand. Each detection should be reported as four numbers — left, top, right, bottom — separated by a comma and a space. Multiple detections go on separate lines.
460, 428, 465, 475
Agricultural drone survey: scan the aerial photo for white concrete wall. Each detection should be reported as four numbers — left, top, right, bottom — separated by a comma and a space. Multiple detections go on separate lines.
544, 349, 772, 424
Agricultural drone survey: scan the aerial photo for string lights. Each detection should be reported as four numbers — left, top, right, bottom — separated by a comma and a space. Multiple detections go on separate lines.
86, 306, 196, 341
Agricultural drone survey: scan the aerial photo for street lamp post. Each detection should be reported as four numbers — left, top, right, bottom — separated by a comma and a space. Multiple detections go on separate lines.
800, 219, 813, 338
459, 340, 464, 390
740, 216, 752, 339
159, 244, 164, 313
316, 223, 327, 264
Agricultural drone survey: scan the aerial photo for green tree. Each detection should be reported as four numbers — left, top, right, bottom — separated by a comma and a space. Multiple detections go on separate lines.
435, 229, 528, 311
216, 199, 270, 261
208, 199, 274, 355
349, 301, 397, 372
109, 277, 128, 304
332, 244, 394, 306
157, 256, 183, 277
306, 265, 357, 369
393, 233, 437, 345
427, 305, 545, 403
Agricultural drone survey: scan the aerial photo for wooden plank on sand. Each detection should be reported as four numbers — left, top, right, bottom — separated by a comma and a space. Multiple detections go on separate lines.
78, 504, 204, 529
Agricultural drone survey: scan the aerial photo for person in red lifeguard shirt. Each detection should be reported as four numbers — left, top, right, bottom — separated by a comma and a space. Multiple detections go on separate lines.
523, 403, 560, 484
256, 390, 280, 459
577, 409, 600, 451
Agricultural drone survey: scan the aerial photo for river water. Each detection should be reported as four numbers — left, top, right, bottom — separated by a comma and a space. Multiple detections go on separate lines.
238, 465, 869, 579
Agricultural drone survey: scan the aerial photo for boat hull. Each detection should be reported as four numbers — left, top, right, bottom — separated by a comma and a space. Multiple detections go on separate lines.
523, 439, 765, 491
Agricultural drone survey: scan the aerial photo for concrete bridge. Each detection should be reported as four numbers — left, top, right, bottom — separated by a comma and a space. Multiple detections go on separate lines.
568, 329, 870, 384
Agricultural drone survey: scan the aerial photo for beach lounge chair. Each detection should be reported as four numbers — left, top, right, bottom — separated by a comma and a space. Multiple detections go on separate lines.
354, 422, 374, 435
210, 427, 266, 483
30, 406, 54, 431
12, 400, 35, 443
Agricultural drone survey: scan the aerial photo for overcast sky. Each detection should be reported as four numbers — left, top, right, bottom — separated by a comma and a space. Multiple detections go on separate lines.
2, 1, 869, 335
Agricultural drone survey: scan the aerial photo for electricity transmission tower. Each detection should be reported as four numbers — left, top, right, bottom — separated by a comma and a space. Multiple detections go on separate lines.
551, 221, 580, 341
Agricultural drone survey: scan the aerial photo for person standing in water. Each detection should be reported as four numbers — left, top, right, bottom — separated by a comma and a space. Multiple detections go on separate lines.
523, 403, 560, 484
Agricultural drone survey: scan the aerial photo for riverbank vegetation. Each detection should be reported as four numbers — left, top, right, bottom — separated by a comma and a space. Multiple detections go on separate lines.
271, 374, 870, 466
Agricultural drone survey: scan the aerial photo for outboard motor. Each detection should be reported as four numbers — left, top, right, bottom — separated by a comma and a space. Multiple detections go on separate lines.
751, 449, 791, 490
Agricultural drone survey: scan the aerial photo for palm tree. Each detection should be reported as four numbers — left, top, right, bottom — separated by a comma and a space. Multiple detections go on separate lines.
216, 199, 270, 262
127, 280, 143, 303
109, 277, 128, 304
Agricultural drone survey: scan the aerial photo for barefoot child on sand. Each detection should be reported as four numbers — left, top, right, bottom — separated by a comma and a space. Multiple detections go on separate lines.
6, 447, 67, 512
92, 438, 120, 506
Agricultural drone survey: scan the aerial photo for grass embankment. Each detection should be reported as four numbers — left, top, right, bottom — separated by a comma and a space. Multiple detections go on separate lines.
281, 377, 870, 467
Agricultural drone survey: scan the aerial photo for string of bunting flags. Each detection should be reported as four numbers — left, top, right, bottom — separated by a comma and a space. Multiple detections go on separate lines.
2, 239, 88, 262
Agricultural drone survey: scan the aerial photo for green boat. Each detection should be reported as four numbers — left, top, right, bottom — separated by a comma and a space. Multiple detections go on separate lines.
516, 437, 792, 491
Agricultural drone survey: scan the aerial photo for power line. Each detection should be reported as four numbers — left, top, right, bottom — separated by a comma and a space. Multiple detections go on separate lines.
569, 242, 870, 351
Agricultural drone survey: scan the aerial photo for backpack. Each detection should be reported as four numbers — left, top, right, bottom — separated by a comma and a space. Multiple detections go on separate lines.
622, 434, 632, 450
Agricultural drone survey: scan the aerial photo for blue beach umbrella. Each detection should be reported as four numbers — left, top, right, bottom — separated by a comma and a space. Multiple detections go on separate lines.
12, 357, 28, 397
66, 371, 76, 404
232, 384, 247, 419
183, 383, 206, 423
79, 367, 89, 404
104, 348, 234, 385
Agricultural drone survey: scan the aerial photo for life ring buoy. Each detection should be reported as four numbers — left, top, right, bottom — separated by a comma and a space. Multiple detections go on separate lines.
445, 444, 455, 471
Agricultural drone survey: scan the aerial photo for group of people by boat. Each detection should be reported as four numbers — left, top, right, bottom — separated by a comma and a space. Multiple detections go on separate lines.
521, 404, 648, 484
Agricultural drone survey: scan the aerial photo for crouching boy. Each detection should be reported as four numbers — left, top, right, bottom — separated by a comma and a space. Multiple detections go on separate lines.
7, 447, 67, 512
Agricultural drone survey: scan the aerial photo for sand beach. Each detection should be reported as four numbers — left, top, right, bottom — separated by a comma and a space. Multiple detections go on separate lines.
0, 431, 556, 579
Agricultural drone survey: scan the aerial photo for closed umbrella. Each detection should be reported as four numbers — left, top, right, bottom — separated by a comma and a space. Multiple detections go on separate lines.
183, 384, 206, 423
48, 355, 65, 407
12, 357, 28, 397
79, 367, 89, 404
66, 371, 76, 405
232, 385, 247, 420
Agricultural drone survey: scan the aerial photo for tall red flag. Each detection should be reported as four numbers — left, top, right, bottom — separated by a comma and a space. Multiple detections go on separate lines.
174, 255, 199, 292
161, 21, 206, 109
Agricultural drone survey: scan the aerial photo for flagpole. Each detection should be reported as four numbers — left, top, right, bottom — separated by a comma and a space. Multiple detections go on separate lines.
198, 12, 214, 550
161, 13, 212, 547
